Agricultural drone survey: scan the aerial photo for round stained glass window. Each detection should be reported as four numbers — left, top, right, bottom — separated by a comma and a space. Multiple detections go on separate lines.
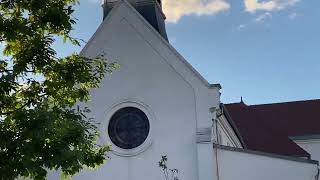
108, 107, 150, 149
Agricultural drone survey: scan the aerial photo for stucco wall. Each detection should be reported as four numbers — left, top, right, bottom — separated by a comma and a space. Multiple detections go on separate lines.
53, 2, 221, 180
217, 123, 236, 147
197, 144, 217, 180
214, 146, 319, 180
216, 115, 242, 148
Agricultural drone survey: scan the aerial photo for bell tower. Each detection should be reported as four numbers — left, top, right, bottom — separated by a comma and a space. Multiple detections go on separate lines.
103, 0, 168, 41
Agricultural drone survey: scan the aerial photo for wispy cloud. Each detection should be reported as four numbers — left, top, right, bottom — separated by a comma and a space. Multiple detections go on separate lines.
162, 0, 230, 23
88, 0, 300, 24
237, 24, 247, 30
255, 12, 272, 22
244, 0, 300, 13
90, 0, 230, 23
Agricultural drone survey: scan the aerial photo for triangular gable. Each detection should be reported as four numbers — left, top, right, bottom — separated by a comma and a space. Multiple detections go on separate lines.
81, 0, 221, 91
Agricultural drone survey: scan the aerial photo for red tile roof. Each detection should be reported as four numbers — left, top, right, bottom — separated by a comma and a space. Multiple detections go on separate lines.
225, 99, 320, 158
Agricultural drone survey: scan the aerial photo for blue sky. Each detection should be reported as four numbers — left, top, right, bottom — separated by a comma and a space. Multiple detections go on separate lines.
55, 0, 320, 105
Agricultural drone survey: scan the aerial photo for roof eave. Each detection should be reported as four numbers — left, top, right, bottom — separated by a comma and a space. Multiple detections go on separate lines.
220, 103, 247, 149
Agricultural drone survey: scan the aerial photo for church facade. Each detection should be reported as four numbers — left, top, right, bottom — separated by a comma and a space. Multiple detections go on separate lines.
45, 0, 320, 179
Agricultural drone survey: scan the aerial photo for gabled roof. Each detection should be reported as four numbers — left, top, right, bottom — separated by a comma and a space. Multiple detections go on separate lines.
224, 99, 320, 158
81, 0, 221, 91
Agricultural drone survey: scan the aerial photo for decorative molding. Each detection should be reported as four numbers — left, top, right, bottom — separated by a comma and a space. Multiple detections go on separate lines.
209, 83, 222, 90
197, 127, 212, 143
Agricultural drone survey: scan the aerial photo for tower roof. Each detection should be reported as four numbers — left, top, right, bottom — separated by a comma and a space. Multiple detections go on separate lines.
103, 0, 168, 40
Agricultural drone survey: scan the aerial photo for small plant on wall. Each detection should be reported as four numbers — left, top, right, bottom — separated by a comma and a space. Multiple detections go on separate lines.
158, 155, 180, 180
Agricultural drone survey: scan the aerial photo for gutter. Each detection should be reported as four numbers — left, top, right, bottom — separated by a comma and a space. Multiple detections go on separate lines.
289, 134, 320, 141
213, 144, 319, 165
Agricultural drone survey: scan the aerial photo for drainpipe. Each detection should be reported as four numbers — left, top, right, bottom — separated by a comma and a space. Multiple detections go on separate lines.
210, 107, 221, 180
214, 120, 221, 180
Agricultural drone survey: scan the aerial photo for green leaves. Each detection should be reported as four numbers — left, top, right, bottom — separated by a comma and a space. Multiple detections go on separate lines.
0, 0, 114, 179
0, 103, 111, 180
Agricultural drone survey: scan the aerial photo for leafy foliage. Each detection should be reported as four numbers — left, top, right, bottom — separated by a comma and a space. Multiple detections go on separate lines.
158, 155, 179, 180
0, 0, 117, 179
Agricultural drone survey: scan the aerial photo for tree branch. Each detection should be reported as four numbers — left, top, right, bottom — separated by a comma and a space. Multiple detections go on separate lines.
0, 0, 10, 4
0, 69, 36, 73
0, 94, 47, 115
0, 101, 32, 115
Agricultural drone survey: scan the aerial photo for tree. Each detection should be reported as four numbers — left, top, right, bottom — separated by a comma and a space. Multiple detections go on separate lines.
0, 0, 117, 179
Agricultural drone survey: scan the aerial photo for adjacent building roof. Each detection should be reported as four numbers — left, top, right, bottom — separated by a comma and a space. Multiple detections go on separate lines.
225, 99, 320, 158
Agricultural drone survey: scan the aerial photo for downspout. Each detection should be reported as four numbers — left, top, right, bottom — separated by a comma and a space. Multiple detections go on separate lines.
214, 120, 221, 180
211, 107, 221, 180
316, 168, 319, 180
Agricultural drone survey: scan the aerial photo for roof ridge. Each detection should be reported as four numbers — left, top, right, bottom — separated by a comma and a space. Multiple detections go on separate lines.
248, 99, 320, 107
226, 99, 320, 107
225, 102, 247, 106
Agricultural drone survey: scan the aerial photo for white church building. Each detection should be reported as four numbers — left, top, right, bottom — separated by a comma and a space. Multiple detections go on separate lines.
47, 0, 320, 179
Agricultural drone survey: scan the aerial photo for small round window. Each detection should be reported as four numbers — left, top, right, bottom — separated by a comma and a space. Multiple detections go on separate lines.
108, 107, 150, 149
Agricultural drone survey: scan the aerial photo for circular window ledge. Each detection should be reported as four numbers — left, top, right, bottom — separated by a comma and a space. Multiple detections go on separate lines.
102, 100, 155, 157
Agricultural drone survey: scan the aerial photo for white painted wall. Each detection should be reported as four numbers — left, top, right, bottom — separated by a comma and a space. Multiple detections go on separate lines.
197, 144, 217, 180
295, 139, 320, 164
215, 146, 319, 180
216, 115, 242, 148
44, 1, 220, 180
217, 123, 235, 147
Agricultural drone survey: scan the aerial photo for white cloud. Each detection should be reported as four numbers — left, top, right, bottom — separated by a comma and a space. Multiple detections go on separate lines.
244, 0, 300, 13
162, 0, 230, 23
237, 24, 247, 30
255, 12, 272, 22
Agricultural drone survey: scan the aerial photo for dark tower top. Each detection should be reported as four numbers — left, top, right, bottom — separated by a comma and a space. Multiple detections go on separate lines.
103, 0, 168, 41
